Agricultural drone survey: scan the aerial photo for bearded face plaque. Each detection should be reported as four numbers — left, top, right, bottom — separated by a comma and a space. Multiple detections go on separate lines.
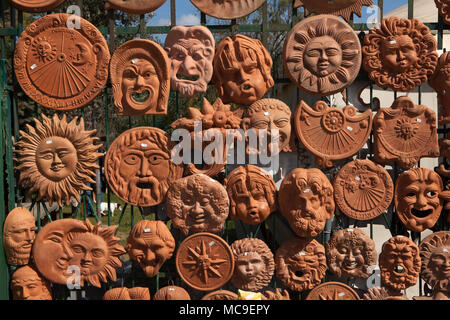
126, 220, 175, 278
394, 168, 443, 233
213, 34, 274, 106
166, 174, 229, 235
278, 168, 335, 238
110, 39, 170, 116
14, 114, 102, 207
11, 266, 52, 300
435, 0, 450, 25
293, 0, 373, 22
190, 0, 266, 20
283, 15, 361, 96
105, 0, 166, 14
429, 52, 450, 125
9, 0, 65, 12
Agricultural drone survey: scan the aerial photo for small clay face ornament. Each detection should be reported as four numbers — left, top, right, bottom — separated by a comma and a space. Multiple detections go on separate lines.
105, 0, 166, 14
165, 26, 215, 98
153, 286, 191, 300
293, 0, 373, 22
213, 34, 274, 106
394, 168, 443, 233
8, 0, 65, 13
126, 220, 175, 278
10, 266, 52, 300
190, 0, 266, 20
435, 0, 450, 25
429, 52, 450, 125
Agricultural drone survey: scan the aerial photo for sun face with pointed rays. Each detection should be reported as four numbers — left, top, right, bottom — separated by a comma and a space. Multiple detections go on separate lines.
294, 0, 373, 22
31, 37, 56, 63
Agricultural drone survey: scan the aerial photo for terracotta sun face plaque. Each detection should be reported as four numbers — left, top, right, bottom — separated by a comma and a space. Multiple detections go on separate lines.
294, 101, 372, 168
333, 159, 393, 221
373, 96, 439, 169
14, 13, 109, 111
278, 168, 335, 238
11, 266, 52, 300
429, 52, 450, 125
110, 39, 170, 116
275, 237, 327, 292
105, 127, 183, 207
293, 0, 373, 22
435, 0, 450, 25
230, 238, 274, 291
305, 282, 360, 300
3, 207, 36, 266
105, 0, 166, 14
176, 232, 235, 291
166, 174, 229, 235
326, 228, 377, 279
153, 286, 191, 300
8, 0, 65, 12
165, 26, 215, 98
32, 218, 126, 288
14, 113, 102, 207
103, 287, 150, 300
394, 168, 443, 233
201, 290, 238, 300
362, 17, 438, 92
283, 15, 361, 96
126, 220, 176, 278
224, 165, 277, 225
213, 34, 274, 106
379, 235, 421, 292
190, 0, 266, 20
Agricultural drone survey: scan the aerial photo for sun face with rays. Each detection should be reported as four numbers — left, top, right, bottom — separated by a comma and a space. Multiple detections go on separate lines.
294, 0, 373, 22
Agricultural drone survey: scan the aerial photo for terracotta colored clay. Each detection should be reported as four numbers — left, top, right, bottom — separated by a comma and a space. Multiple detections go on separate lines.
325, 228, 377, 279
201, 290, 238, 300
283, 15, 361, 96
394, 168, 443, 233
362, 287, 408, 300
164, 26, 215, 98
237, 289, 261, 300
429, 52, 450, 125
32, 218, 126, 288
362, 17, 438, 92
14, 13, 109, 111
305, 281, 360, 300
126, 220, 175, 278
103, 287, 150, 300
278, 168, 335, 238
224, 165, 277, 225
15, 114, 102, 207
10, 266, 52, 300
153, 286, 191, 300
294, 101, 372, 168
166, 174, 229, 235
175, 232, 235, 291
373, 96, 439, 169
435, 0, 450, 24
293, 0, 373, 22
333, 159, 393, 221
437, 137, 450, 177
379, 235, 421, 292
190, 0, 266, 20
8, 0, 64, 13
261, 288, 290, 300
275, 237, 327, 292
3, 207, 36, 266
110, 39, 170, 116
105, 127, 183, 207
230, 238, 274, 291
213, 34, 274, 106
105, 0, 166, 14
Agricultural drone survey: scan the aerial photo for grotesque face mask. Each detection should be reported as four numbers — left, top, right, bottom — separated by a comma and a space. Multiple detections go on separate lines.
381, 35, 419, 74
10, 266, 52, 300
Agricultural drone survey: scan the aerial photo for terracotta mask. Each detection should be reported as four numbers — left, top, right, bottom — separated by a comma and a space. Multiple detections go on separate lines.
126, 220, 175, 278
429, 52, 450, 125
293, 0, 373, 22
165, 26, 215, 98
278, 168, 335, 238
3, 207, 36, 266
105, 0, 166, 14
166, 174, 229, 235
10, 266, 52, 300
103, 287, 150, 300
153, 286, 191, 300
379, 235, 421, 292
394, 168, 443, 233
110, 39, 170, 116
230, 238, 274, 291
105, 127, 183, 207
14, 114, 102, 207
189, 0, 266, 20
213, 34, 274, 106
325, 228, 377, 279
435, 0, 450, 25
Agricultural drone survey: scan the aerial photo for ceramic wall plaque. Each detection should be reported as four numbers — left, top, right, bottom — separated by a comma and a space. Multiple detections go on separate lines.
333, 159, 393, 221
305, 282, 360, 300
435, 0, 450, 25
201, 290, 238, 300
8, 0, 65, 12
190, 0, 266, 20
362, 17, 438, 92
261, 289, 290, 300
14, 114, 102, 207
14, 13, 109, 111
429, 52, 450, 125
105, 0, 166, 14
373, 96, 439, 169
437, 136, 450, 177
175, 232, 235, 291
105, 127, 183, 207
153, 286, 191, 300
110, 39, 170, 116
10, 266, 52, 300
126, 220, 175, 278
103, 287, 150, 300
278, 168, 335, 238
213, 34, 274, 106
293, 0, 373, 22
394, 168, 443, 233
294, 101, 372, 168
363, 287, 408, 300
283, 15, 361, 96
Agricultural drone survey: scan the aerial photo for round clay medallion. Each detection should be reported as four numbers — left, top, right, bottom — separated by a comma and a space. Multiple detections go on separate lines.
190, 0, 266, 20
176, 232, 235, 291
201, 290, 238, 300
293, 0, 373, 22
305, 282, 360, 300
333, 159, 393, 221
105, 0, 166, 14
8, 0, 65, 12
435, 0, 450, 25
153, 286, 191, 300
283, 14, 361, 96
14, 13, 110, 111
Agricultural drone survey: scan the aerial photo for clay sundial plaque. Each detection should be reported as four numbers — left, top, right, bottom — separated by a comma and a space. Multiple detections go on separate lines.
105, 0, 166, 14
8, 0, 65, 13
190, 0, 266, 20
293, 0, 373, 22
435, 0, 450, 25
305, 282, 360, 300
429, 52, 450, 125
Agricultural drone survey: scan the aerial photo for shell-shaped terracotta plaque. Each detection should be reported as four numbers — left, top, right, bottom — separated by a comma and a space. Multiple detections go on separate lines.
333, 159, 393, 221
103, 287, 150, 300
201, 290, 238, 300
294, 100, 372, 168
293, 0, 373, 22
153, 286, 191, 300
435, 0, 450, 25
10, 265, 52, 300
283, 15, 361, 96
373, 96, 439, 169
8, 0, 65, 12
305, 281, 360, 300
105, 0, 166, 14
14, 13, 110, 111
429, 52, 450, 125
176, 232, 235, 291
190, 0, 266, 20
